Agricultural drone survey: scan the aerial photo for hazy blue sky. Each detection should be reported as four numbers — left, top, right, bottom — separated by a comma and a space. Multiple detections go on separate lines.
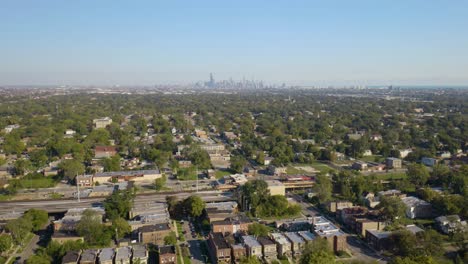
1, 1, 467, 86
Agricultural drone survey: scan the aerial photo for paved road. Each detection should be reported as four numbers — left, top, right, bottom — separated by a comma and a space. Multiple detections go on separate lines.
180, 221, 204, 264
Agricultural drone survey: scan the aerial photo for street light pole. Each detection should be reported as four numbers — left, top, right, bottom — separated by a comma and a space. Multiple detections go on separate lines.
76, 174, 80, 202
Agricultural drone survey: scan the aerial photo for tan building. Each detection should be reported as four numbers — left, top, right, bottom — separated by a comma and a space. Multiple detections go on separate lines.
135, 223, 171, 245
257, 236, 277, 260
76, 174, 93, 187
50, 232, 84, 244
93, 169, 162, 184
266, 180, 285, 196
94, 145, 118, 159
93, 117, 112, 129
327, 201, 353, 213
211, 218, 252, 235
354, 219, 386, 237
231, 244, 246, 264
386, 157, 402, 169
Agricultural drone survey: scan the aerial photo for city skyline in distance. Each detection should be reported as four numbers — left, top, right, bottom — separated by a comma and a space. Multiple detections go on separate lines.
1, 1, 468, 86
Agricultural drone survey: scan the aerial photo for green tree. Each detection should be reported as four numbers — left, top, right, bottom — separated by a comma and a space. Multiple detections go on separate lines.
300, 238, 335, 264
104, 189, 135, 220
164, 231, 178, 245
314, 174, 332, 203
240, 179, 269, 215
417, 229, 443, 256
6, 217, 32, 245
0, 234, 13, 254
154, 174, 167, 191
13, 159, 32, 176
3, 133, 25, 155
390, 256, 437, 264
26, 254, 51, 264
247, 223, 270, 237
186, 146, 211, 169
377, 196, 407, 224
239, 256, 262, 264
112, 217, 131, 240
407, 164, 429, 187
230, 155, 247, 173
391, 229, 417, 257
29, 149, 49, 169
102, 155, 121, 172
184, 195, 205, 217
76, 209, 111, 246
58, 159, 85, 180
256, 151, 265, 165
24, 209, 48, 231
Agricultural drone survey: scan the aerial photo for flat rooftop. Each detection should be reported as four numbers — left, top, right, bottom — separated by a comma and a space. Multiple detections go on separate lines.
285, 232, 305, 244
242, 235, 261, 248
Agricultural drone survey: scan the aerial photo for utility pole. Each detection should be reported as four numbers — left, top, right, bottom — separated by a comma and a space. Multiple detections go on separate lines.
76, 174, 80, 203
196, 166, 199, 193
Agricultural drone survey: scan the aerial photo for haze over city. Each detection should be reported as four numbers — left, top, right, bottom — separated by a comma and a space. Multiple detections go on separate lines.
1, 0, 468, 86
1, 2, 468, 264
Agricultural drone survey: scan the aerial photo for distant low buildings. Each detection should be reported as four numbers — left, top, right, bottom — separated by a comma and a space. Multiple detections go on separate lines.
3, 124, 20, 134
94, 145, 118, 159
211, 217, 252, 235
327, 201, 353, 213
76, 174, 93, 187
93, 169, 162, 184
352, 161, 368, 171
401, 196, 432, 219
93, 117, 112, 129
435, 215, 467, 234
385, 157, 402, 169
421, 157, 438, 167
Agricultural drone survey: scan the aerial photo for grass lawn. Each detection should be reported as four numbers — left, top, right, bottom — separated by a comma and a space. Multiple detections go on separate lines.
177, 168, 198, 181
175, 221, 185, 241
310, 161, 333, 172
0, 194, 12, 201
215, 169, 231, 179
9, 177, 58, 189
286, 166, 307, 174
258, 211, 302, 221
373, 172, 407, 180
176, 245, 184, 264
